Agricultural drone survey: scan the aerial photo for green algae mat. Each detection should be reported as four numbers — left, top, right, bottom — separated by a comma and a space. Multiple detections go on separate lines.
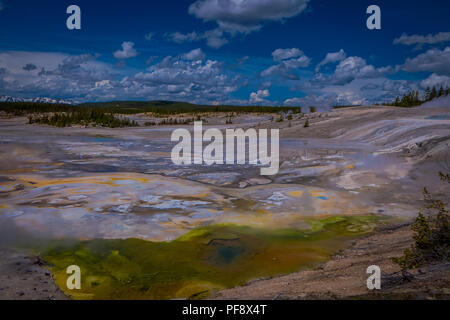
42, 214, 388, 299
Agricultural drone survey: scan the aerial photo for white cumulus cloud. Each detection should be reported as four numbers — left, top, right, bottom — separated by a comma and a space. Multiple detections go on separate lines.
113, 42, 138, 59
400, 47, 450, 76
420, 73, 450, 89
261, 48, 310, 80
250, 89, 270, 103
189, 0, 310, 33
315, 49, 346, 72
272, 48, 304, 61
167, 31, 200, 43
394, 32, 450, 46
181, 48, 205, 61
301, 56, 393, 88
169, 0, 310, 48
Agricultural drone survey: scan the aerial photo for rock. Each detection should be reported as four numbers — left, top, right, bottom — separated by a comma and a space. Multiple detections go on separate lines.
248, 178, 271, 185
280, 161, 292, 168
239, 181, 248, 188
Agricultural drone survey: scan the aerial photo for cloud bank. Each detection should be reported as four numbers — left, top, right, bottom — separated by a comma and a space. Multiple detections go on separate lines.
394, 32, 450, 46
169, 0, 310, 48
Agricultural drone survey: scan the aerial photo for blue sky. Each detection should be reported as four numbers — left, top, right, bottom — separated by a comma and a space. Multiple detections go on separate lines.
0, 0, 449, 107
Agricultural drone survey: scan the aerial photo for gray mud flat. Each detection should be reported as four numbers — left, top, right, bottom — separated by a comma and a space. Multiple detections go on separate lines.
0, 248, 68, 300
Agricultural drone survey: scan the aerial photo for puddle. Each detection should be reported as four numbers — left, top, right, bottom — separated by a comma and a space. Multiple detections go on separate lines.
41, 214, 388, 300
425, 114, 450, 120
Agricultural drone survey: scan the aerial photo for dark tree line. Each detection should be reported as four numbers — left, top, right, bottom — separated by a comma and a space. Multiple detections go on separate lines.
423, 85, 450, 101
1, 100, 305, 128
27, 109, 139, 128
0, 101, 303, 116
390, 85, 450, 107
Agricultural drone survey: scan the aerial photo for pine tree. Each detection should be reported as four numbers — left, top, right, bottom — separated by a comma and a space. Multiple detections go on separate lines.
431, 86, 438, 100
425, 87, 431, 101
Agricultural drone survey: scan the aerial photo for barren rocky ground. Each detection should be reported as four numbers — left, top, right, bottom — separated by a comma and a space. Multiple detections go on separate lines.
0, 248, 68, 300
